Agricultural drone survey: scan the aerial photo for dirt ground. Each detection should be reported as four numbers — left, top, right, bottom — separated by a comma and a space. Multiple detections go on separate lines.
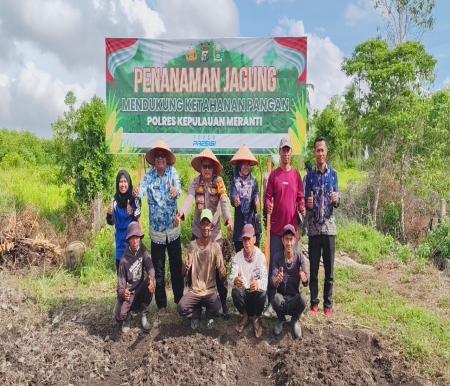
0, 276, 430, 386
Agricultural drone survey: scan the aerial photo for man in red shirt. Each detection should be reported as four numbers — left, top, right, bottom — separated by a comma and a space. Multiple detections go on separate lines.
265, 137, 305, 303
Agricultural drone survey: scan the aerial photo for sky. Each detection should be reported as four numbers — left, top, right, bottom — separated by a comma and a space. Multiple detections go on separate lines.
0, 0, 449, 138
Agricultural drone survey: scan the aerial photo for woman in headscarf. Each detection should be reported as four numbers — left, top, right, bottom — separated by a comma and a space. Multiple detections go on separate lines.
230, 145, 261, 252
107, 170, 141, 272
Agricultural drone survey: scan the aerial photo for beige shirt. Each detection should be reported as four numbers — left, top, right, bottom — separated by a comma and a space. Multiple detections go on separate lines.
187, 239, 225, 296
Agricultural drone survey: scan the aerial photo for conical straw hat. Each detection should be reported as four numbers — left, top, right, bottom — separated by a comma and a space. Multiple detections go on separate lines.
145, 140, 176, 166
191, 148, 224, 174
230, 145, 258, 166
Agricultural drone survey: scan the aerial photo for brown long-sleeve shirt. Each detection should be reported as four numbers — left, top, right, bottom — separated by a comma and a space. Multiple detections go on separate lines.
186, 239, 225, 296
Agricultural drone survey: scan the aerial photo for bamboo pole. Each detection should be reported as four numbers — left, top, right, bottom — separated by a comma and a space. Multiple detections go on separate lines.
264, 155, 272, 269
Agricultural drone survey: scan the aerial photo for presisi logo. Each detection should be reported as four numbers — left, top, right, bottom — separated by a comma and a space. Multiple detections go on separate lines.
193, 140, 216, 147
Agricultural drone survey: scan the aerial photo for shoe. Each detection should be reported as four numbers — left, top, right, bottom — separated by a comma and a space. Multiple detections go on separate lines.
263, 304, 277, 319
235, 314, 249, 333
222, 309, 230, 320
252, 317, 263, 338
273, 320, 284, 336
206, 318, 214, 329
141, 313, 150, 331
324, 308, 334, 318
311, 306, 319, 317
292, 319, 302, 339
190, 318, 200, 330
121, 318, 131, 334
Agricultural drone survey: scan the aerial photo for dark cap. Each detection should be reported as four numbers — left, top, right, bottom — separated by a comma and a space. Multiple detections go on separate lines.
126, 221, 144, 240
279, 137, 292, 149
241, 224, 255, 239
282, 224, 296, 237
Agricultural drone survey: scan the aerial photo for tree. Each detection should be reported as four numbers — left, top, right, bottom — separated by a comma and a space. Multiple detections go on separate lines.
374, 0, 435, 45
53, 93, 113, 206
308, 98, 349, 165
342, 39, 436, 231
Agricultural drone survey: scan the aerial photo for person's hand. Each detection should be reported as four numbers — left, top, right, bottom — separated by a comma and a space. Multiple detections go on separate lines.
307, 195, 314, 209
169, 183, 178, 199
184, 257, 192, 275
124, 287, 132, 302
249, 276, 259, 292
234, 269, 244, 289
133, 185, 140, 197
175, 212, 183, 226
266, 197, 274, 215
127, 203, 133, 215
226, 219, 233, 232
275, 267, 284, 287
107, 201, 114, 215
331, 192, 338, 205
300, 206, 306, 217
218, 264, 227, 279
148, 278, 156, 294
234, 196, 241, 207
300, 270, 307, 286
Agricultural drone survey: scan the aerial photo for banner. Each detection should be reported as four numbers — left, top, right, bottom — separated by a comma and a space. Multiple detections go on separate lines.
105, 37, 308, 155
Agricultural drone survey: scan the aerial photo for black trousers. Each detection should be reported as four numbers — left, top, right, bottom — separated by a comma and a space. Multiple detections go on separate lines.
308, 235, 336, 309
272, 292, 306, 321
151, 237, 184, 309
231, 288, 266, 317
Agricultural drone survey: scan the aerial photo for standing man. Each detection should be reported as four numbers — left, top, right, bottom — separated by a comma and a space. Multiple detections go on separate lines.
177, 148, 233, 318
230, 224, 267, 338
177, 209, 227, 330
305, 137, 339, 317
265, 137, 305, 303
271, 224, 309, 339
137, 140, 183, 316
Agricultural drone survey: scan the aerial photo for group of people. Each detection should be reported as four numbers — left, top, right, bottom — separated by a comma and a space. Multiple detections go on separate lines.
108, 136, 339, 339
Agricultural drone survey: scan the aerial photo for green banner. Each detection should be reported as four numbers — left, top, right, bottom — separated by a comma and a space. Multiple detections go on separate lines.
105, 37, 308, 155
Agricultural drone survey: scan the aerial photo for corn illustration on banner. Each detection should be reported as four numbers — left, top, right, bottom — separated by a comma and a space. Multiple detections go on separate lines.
105, 37, 308, 155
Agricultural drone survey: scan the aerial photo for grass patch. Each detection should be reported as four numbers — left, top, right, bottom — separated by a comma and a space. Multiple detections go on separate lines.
338, 167, 367, 191
0, 166, 72, 231
335, 266, 450, 379
337, 222, 396, 265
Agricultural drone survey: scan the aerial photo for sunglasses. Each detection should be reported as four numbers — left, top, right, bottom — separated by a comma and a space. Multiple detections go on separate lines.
155, 152, 166, 159
202, 164, 213, 169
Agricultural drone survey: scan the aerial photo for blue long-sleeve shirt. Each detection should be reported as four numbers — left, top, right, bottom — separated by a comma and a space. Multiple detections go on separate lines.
139, 166, 181, 244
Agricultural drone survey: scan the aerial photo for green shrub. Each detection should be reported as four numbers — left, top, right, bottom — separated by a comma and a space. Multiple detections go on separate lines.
78, 227, 116, 284
417, 222, 450, 261
380, 202, 401, 238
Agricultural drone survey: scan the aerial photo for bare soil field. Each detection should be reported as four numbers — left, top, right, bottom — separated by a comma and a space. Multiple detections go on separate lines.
0, 279, 427, 386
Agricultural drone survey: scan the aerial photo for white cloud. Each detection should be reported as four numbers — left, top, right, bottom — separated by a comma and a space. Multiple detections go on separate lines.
272, 18, 350, 111
155, 0, 239, 38
0, 0, 239, 137
344, 0, 376, 26
444, 76, 450, 88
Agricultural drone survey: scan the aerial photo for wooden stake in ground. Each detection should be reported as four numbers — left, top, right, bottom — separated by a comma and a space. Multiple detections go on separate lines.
264, 156, 272, 269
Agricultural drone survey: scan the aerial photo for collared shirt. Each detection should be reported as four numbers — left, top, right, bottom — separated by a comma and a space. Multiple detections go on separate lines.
304, 164, 339, 236
139, 166, 181, 244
